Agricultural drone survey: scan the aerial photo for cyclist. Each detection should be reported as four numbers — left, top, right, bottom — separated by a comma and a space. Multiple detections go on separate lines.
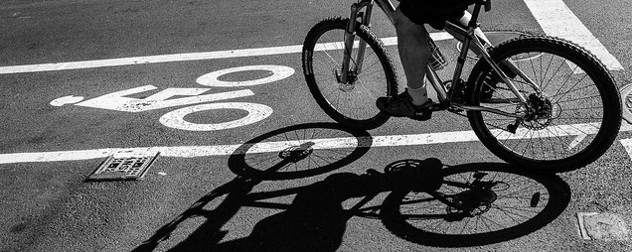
376, 0, 486, 120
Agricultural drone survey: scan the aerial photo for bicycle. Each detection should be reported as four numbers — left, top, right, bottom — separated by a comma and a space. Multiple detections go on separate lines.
301, 0, 622, 173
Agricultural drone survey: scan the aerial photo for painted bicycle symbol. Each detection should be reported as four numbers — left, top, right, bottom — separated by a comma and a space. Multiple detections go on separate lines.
50, 65, 294, 131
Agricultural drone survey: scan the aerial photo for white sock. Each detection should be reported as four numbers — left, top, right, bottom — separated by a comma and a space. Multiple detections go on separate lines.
407, 86, 428, 106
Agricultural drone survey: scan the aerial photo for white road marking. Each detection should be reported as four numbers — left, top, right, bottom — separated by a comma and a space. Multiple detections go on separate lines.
2, 122, 631, 164
74, 85, 254, 112
0, 45, 295, 74
158, 102, 274, 131
0, 4, 627, 164
196, 65, 295, 87
0, 4, 623, 76
569, 134, 587, 150
621, 139, 632, 158
0, 2, 624, 74
0, 32, 451, 75
523, 0, 624, 71
50, 95, 85, 106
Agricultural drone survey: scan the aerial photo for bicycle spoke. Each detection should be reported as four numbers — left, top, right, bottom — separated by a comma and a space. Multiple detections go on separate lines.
470, 38, 618, 169
302, 18, 394, 129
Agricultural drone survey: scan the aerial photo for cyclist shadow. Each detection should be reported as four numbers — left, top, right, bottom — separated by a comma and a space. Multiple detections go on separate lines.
209, 158, 449, 252
133, 123, 572, 251
210, 172, 375, 252
215, 162, 571, 250
132, 122, 373, 252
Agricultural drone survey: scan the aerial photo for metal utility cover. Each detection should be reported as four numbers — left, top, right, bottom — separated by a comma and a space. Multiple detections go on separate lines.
620, 83, 632, 124
87, 151, 159, 181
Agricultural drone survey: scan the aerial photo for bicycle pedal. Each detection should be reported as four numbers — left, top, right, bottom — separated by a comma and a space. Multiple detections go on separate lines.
431, 100, 451, 111
409, 111, 432, 121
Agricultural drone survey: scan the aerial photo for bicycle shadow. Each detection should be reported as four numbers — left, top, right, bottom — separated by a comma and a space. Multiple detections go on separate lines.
209, 158, 447, 252
379, 162, 572, 247
132, 123, 571, 251
132, 122, 373, 252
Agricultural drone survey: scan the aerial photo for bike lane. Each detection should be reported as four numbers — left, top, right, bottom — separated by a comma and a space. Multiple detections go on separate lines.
2, 38, 631, 252
1, 1, 632, 251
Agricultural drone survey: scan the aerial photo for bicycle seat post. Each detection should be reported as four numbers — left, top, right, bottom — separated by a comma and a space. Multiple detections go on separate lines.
467, 1, 486, 31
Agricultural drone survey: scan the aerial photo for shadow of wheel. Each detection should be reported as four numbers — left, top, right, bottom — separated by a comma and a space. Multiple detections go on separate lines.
228, 122, 372, 180
380, 163, 571, 247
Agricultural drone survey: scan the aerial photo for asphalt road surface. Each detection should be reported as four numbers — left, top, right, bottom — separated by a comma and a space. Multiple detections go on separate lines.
1, 0, 631, 251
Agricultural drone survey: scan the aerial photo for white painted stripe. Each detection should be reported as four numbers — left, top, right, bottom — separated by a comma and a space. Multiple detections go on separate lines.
2, 122, 630, 164
620, 138, 632, 158
523, 0, 624, 71
0, 46, 297, 75
569, 134, 587, 150
0, 32, 454, 75
0, 3, 625, 75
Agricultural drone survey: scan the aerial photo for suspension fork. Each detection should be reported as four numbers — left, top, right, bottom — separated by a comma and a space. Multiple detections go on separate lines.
340, 0, 374, 83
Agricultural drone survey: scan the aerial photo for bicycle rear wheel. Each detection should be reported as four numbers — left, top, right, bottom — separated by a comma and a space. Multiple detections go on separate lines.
302, 17, 397, 130
466, 36, 622, 173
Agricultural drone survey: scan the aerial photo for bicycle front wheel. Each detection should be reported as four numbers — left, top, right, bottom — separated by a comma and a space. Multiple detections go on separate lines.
302, 17, 397, 130
466, 36, 622, 172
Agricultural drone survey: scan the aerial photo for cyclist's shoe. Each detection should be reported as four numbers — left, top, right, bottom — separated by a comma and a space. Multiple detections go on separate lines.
376, 91, 433, 121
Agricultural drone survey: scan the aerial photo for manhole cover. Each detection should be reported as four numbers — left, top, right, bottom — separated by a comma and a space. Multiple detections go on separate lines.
577, 212, 629, 241
620, 83, 632, 124
87, 151, 159, 181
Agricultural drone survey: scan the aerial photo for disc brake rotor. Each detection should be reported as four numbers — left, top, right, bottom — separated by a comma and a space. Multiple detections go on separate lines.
518, 93, 556, 130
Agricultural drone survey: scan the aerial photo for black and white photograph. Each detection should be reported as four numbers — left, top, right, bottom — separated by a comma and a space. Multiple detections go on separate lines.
1, 0, 631, 251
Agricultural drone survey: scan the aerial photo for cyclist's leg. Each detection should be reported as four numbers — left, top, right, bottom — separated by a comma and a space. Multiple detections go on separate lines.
375, 6, 434, 119
394, 6, 430, 106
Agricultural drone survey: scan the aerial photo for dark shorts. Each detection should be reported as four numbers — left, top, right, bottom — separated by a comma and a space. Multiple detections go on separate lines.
399, 0, 475, 29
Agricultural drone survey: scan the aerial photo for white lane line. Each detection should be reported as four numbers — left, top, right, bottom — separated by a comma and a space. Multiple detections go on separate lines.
0, 129, 475, 164
0, 45, 294, 75
0, 2, 625, 75
2, 122, 630, 164
620, 138, 632, 157
0, 33, 456, 75
523, 0, 624, 71
1, 5, 624, 76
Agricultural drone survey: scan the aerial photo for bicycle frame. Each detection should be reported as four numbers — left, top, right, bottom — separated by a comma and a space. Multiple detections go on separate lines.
342, 0, 538, 117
